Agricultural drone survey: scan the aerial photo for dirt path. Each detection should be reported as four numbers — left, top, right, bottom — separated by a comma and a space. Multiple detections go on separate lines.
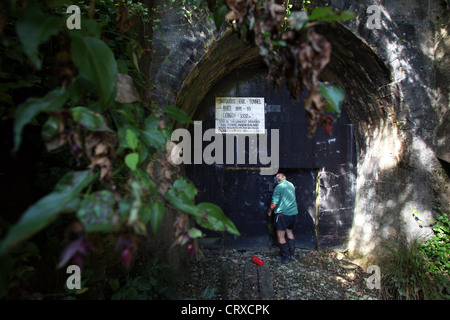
178, 247, 381, 300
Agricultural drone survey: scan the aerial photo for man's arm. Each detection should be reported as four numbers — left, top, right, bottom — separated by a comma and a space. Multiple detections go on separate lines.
269, 183, 281, 216
267, 203, 277, 216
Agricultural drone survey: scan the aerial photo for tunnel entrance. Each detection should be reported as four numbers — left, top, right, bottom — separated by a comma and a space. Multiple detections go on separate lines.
174, 21, 407, 257
184, 67, 357, 250
188, 166, 318, 249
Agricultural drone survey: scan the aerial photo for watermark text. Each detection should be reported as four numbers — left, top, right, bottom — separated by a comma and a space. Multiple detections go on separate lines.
367, 5, 381, 30
66, 264, 81, 290
365, 265, 381, 289
170, 121, 279, 175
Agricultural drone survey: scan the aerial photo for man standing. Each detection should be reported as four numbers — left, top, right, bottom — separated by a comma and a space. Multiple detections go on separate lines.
267, 173, 298, 263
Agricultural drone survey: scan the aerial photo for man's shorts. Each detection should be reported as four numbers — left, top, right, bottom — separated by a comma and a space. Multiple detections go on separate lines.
273, 214, 296, 231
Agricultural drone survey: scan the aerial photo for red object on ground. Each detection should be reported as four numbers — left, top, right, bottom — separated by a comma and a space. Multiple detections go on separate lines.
252, 256, 264, 266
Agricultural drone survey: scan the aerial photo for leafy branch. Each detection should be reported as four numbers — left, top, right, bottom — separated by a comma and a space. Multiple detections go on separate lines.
0, 0, 238, 277
210, 0, 353, 136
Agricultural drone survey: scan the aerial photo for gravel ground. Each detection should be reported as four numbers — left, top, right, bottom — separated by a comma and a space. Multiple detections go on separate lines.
178, 246, 381, 300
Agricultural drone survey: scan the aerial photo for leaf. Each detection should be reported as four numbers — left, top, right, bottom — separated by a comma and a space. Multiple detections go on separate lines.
140, 128, 166, 150
68, 76, 92, 105
75, 287, 89, 295
70, 36, 118, 109
140, 117, 166, 150
57, 237, 83, 269
308, 7, 331, 20
139, 206, 152, 226
70, 106, 113, 132
42, 116, 64, 152
308, 7, 355, 22
318, 82, 345, 116
125, 153, 139, 171
164, 190, 201, 217
0, 171, 92, 256
134, 168, 157, 194
163, 106, 191, 124
118, 199, 132, 222
288, 11, 308, 30
76, 190, 117, 233
213, 4, 229, 30
187, 228, 203, 239
172, 178, 197, 201
335, 10, 356, 21
164, 179, 240, 236
125, 128, 139, 150
196, 202, 240, 236
149, 201, 164, 235
81, 18, 108, 39
14, 88, 68, 152
16, 4, 63, 69
164, 178, 201, 217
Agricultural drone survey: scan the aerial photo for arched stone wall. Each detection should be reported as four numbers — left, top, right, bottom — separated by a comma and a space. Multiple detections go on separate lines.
146, 0, 449, 260
174, 22, 417, 257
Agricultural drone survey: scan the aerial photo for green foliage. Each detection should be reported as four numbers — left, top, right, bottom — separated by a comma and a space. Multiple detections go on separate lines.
110, 257, 178, 300
380, 233, 450, 300
0, 0, 240, 299
15, 3, 63, 69
149, 201, 164, 235
201, 285, 217, 299
77, 190, 118, 233
318, 82, 345, 116
381, 238, 436, 299
164, 178, 240, 236
209, 0, 355, 136
125, 153, 139, 171
0, 240, 40, 299
163, 106, 191, 125
307, 6, 355, 22
2, 0, 238, 246
196, 202, 240, 235
70, 106, 113, 132
14, 88, 69, 152
140, 115, 167, 150
0, 171, 92, 256
420, 211, 450, 276
0, 0, 359, 300
70, 35, 118, 109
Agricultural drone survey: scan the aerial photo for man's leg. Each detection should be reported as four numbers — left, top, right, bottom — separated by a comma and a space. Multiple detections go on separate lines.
277, 229, 286, 244
276, 229, 289, 263
286, 229, 294, 240
286, 229, 295, 260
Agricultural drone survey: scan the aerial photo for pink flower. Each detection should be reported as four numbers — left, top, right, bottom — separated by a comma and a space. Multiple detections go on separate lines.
186, 239, 195, 261
57, 237, 93, 269
115, 236, 136, 269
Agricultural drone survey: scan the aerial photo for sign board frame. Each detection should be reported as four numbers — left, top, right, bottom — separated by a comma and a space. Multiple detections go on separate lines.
215, 97, 265, 134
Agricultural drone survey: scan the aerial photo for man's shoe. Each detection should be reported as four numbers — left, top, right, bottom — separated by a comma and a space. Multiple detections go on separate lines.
287, 238, 295, 261
275, 255, 290, 263
276, 243, 290, 263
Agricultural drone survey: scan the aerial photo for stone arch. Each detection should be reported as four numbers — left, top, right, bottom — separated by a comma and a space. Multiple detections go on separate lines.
177, 23, 407, 160
173, 22, 417, 257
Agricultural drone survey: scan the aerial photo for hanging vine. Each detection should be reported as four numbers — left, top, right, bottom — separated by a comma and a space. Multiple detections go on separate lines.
209, 0, 354, 136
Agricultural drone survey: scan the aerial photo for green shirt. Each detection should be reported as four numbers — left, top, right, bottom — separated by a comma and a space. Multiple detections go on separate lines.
271, 180, 298, 216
